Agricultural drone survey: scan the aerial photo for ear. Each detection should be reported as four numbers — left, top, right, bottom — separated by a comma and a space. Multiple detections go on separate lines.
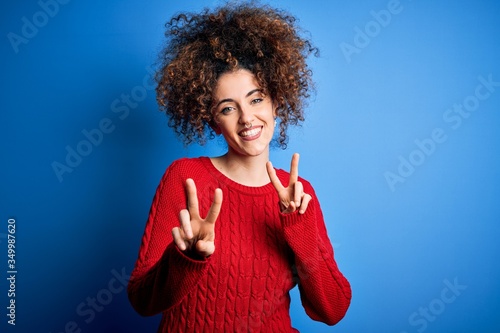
272, 101, 279, 117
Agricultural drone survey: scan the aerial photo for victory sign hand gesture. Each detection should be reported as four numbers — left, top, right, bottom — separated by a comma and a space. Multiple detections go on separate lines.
266, 153, 312, 214
172, 178, 223, 258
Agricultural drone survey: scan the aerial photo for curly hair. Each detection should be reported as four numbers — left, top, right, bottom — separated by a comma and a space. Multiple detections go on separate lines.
155, 1, 318, 147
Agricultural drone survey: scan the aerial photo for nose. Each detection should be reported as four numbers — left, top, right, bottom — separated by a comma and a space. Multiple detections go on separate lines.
238, 105, 254, 126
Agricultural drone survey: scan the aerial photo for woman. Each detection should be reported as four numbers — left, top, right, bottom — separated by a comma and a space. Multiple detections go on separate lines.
127, 3, 351, 332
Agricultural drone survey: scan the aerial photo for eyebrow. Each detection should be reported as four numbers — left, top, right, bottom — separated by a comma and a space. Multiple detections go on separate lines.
214, 89, 263, 109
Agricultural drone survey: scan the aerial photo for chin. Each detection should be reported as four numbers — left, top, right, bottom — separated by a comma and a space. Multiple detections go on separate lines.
231, 144, 269, 157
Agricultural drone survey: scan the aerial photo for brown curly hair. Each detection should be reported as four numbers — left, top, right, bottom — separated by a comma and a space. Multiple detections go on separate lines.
155, 1, 318, 147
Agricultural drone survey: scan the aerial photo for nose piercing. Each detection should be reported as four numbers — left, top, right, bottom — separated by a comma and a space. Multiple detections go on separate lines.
244, 122, 253, 129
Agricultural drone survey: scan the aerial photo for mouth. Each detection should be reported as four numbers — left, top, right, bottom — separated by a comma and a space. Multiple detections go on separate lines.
238, 126, 262, 140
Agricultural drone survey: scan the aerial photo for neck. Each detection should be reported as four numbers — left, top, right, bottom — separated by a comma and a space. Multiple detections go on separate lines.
212, 149, 270, 187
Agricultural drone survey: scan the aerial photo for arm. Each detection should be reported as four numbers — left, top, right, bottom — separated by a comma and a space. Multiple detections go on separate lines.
267, 154, 351, 325
280, 186, 351, 325
127, 161, 212, 316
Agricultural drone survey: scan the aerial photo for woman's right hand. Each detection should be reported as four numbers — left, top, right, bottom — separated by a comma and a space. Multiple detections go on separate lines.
172, 178, 223, 258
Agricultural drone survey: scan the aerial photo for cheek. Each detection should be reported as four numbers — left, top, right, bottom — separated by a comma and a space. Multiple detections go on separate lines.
218, 123, 235, 137
257, 104, 275, 120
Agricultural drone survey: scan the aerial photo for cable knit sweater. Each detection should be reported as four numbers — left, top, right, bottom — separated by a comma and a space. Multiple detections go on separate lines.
127, 157, 351, 332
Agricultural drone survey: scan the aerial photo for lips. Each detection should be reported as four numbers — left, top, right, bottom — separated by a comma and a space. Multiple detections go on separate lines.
239, 126, 262, 140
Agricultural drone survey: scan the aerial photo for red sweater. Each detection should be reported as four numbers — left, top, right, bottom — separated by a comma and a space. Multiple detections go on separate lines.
128, 157, 351, 332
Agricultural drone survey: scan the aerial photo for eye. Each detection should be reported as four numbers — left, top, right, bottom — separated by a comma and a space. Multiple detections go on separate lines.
251, 98, 263, 105
220, 106, 235, 115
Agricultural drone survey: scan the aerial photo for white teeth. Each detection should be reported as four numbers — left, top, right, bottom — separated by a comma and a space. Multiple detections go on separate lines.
240, 127, 261, 137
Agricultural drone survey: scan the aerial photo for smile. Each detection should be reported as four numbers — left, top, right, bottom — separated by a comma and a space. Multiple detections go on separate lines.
239, 126, 262, 139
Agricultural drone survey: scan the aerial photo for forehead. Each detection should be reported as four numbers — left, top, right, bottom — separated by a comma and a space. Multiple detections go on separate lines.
214, 69, 260, 98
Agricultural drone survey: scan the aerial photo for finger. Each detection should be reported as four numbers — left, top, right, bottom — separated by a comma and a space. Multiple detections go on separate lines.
299, 194, 312, 214
284, 200, 297, 214
196, 240, 215, 257
172, 227, 187, 251
185, 178, 200, 219
266, 161, 285, 192
294, 181, 304, 207
289, 153, 300, 185
205, 188, 223, 224
179, 209, 193, 239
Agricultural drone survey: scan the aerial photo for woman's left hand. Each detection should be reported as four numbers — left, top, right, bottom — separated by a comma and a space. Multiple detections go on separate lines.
266, 153, 312, 214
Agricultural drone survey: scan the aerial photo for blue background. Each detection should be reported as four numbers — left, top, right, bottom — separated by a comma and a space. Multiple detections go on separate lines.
1, 0, 499, 332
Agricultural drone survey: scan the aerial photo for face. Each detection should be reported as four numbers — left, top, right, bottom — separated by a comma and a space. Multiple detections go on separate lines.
212, 69, 276, 157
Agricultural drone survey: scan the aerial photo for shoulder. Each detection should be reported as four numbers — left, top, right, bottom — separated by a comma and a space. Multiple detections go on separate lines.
160, 157, 210, 184
166, 157, 205, 172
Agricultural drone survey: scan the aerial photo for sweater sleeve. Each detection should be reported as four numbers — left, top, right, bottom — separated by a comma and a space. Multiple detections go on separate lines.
127, 160, 210, 316
280, 180, 352, 326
